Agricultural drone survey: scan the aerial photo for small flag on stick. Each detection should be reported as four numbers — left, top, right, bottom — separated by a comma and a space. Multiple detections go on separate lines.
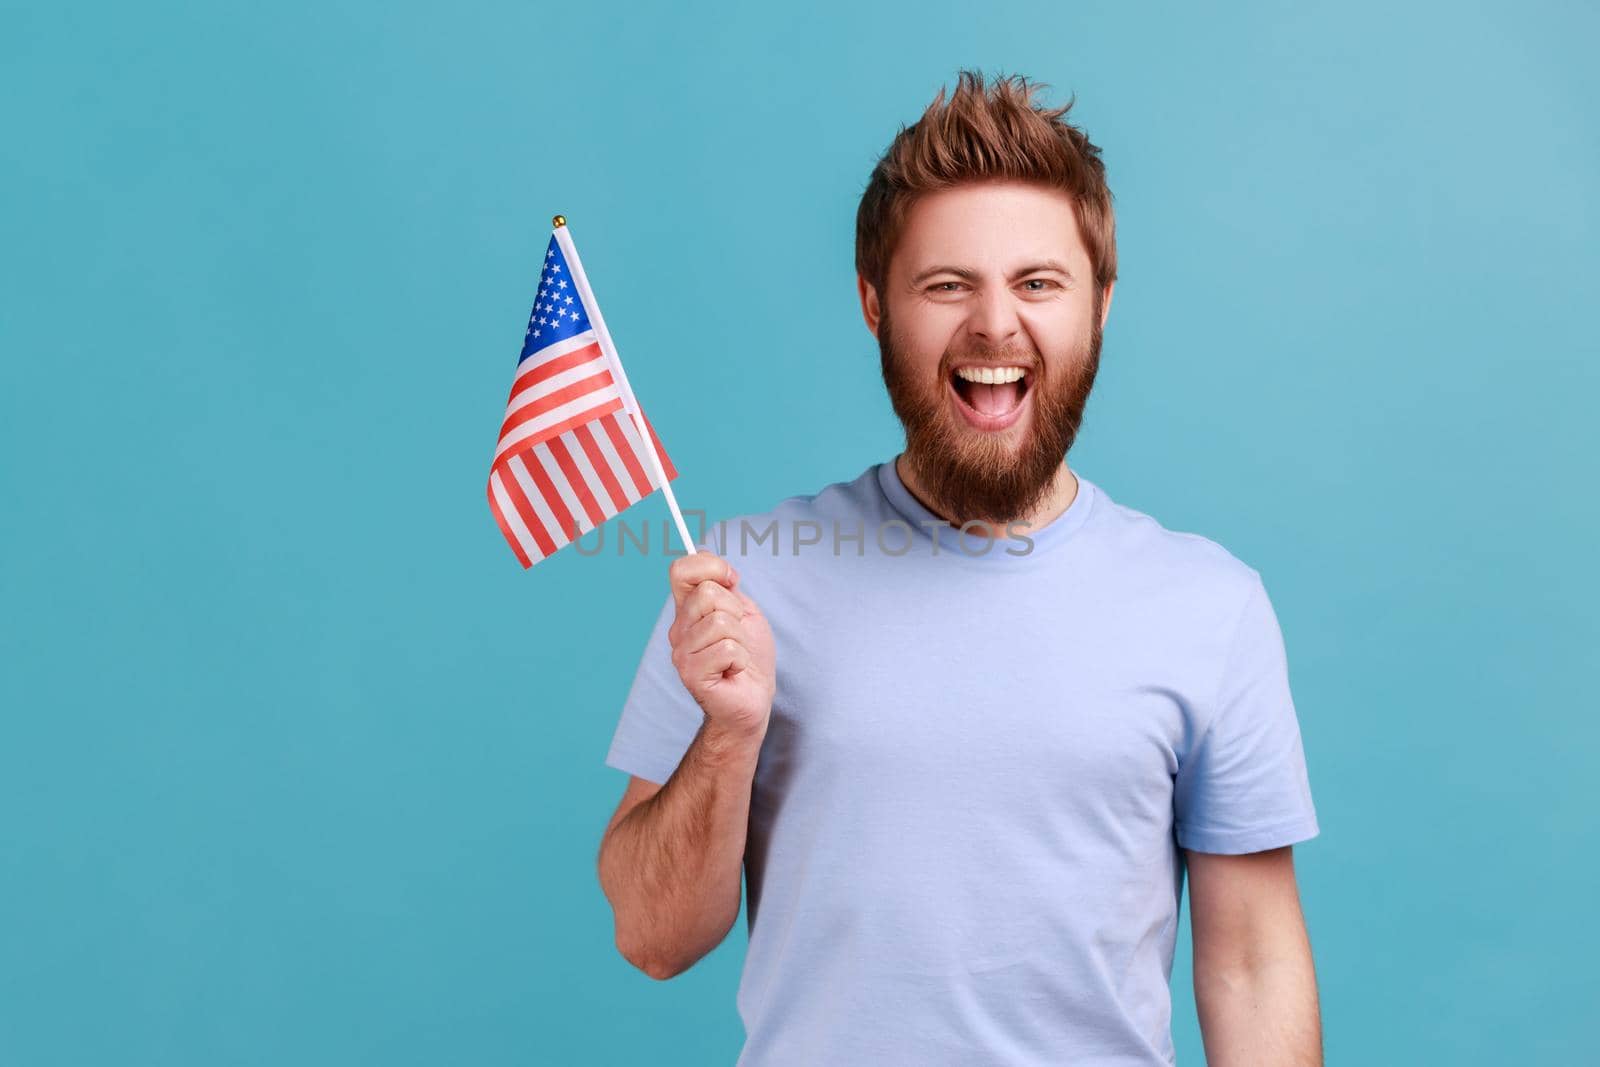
487, 216, 696, 568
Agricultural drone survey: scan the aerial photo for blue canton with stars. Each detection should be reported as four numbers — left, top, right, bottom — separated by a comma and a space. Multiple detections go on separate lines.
519, 234, 593, 363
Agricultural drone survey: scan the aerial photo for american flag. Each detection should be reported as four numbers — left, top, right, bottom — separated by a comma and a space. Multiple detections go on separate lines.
487, 229, 678, 568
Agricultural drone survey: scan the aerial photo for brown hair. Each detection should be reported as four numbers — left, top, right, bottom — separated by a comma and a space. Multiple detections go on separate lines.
855, 69, 1117, 302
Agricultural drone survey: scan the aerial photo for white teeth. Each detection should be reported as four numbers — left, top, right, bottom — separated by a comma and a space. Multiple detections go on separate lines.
954, 365, 1027, 385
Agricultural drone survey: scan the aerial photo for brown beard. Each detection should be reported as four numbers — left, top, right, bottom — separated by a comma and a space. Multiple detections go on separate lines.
878, 297, 1102, 526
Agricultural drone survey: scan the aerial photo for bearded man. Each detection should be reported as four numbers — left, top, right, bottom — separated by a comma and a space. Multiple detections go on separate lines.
597, 70, 1322, 1067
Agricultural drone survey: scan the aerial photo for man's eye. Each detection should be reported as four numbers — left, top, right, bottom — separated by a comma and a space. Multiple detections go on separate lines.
932, 282, 965, 292
1020, 279, 1058, 292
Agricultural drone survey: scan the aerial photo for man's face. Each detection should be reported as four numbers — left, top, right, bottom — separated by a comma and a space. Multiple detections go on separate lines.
865, 180, 1111, 525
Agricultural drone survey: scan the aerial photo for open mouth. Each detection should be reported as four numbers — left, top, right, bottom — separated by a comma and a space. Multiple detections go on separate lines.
948, 364, 1033, 431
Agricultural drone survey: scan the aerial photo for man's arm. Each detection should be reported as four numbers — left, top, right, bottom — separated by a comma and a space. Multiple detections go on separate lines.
597, 550, 776, 981
596, 719, 764, 980
1187, 845, 1322, 1066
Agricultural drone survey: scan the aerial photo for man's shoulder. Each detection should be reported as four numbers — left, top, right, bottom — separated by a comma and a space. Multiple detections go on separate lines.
1087, 477, 1264, 598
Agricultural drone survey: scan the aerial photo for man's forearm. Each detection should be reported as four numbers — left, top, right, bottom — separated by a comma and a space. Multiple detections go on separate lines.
598, 719, 764, 979
1194, 949, 1322, 1066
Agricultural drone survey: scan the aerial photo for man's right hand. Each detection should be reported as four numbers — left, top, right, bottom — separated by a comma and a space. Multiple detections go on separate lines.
666, 551, 777, 738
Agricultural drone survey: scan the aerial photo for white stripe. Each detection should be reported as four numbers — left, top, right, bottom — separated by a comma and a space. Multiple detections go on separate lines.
505, 352, 612, 417
532, 441, 594, 534
494, 386, 622, 459
490, 470, 543, 562
591, 416, 642, 506
564, 429, 616, 516
618, 411, 662, 489
508, 453, 569, 550
515, 329, 599, 367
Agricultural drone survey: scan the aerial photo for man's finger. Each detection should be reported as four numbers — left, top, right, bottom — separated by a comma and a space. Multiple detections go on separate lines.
669, 552, 738, 608
669, 583, 743, 646
688, 637, 752, 683
682, 608, 745, 656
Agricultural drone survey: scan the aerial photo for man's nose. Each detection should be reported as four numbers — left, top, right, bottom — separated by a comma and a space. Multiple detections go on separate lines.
966, 285, 1021, 346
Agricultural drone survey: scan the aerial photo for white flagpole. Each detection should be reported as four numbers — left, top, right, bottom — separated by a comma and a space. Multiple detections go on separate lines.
550, 215, 698, 556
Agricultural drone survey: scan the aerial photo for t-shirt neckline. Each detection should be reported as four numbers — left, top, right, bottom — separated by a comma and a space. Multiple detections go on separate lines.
874, 453, 1098, 562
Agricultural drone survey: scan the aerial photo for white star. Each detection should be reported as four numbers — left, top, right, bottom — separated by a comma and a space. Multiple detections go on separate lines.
557, 280, 567, 290
563, 295, 573, 305
546, 249, 554, 259
533, 328, 541, 337
551, 265, 561, 274
568, 309, 579, 321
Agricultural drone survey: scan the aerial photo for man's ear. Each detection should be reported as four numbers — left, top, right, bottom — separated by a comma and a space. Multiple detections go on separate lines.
1098, 280, 1116, 332
857, 274, 882, 339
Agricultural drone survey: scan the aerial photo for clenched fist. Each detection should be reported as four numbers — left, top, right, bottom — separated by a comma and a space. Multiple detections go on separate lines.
666, 551, 777, 738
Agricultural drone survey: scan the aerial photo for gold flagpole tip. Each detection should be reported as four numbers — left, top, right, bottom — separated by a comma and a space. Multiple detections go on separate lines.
551, 214, 567, 228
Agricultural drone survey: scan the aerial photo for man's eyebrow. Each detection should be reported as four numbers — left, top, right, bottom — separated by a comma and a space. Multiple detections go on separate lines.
910, 265, 980, 284
909, 261, 1076, 285
1009, 260, 1075, 281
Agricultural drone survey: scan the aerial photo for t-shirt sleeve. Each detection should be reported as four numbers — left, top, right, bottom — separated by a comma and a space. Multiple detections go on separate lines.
1174, 574, 1320, 854
604, 588, 707, 786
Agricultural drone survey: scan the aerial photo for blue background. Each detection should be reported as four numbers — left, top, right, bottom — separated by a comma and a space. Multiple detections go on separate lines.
4, 1, 1596, 1063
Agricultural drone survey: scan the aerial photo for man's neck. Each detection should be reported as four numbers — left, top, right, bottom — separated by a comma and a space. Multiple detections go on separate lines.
894, 451, 1080, 540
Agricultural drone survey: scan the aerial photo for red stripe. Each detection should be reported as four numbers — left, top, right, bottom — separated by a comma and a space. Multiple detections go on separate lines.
510, 342, 605, 397
574, 422, 629, 512
547, 435, 608, 529
517, 449, 579, 544
638, 409, 677, 481
602, 412, 652, 497
497, 462, 558, 561
494, 396, 624, 465
497, 369, 616, 443
486, 475, 534, 568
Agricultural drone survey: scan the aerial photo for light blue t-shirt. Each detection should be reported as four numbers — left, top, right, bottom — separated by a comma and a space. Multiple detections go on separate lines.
605, 457, 1318, 1066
